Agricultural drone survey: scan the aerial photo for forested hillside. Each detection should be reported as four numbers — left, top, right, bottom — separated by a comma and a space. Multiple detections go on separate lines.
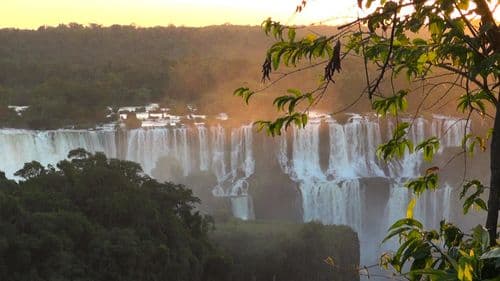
0, 24, 460, 129
0, 24, 272, 128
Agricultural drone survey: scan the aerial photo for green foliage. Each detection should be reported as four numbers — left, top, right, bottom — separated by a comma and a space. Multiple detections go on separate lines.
211, 220, 359, 281
254, 112, 308, 136
460, 180, 488, 214
266, 35, 333, 69
273, 89, 314, 113
405, 170, 439, 195
457, 90, 496, 115
0, 151, 362, 281
233, 87, 255, 104
376, 122, 413, 161
415, 137, 440, 162
13, 161, 47, 179
0, 150, 217, 281
381, 219, 499, 281
462, 130, 492, 155
372, 90, 408, 116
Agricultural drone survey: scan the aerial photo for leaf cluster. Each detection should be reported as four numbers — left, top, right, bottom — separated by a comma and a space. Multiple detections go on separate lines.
382, 218, 499, 281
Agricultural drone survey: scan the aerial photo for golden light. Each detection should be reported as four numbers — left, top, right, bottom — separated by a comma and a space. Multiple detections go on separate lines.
0, 0, 360, 29
0, 0, 497, 29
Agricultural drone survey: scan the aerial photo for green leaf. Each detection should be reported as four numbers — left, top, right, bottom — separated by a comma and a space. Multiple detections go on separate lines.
472, 225, 490, 252
287, 88, 301, 97
372, 90, 408, 117
405, 172, 439, 195
301, 114, 308, 128
288, 28, 296, 42
377, 122, 414, 161
460, 180, 486, 214
416, 137, 440, 162
480, 247, 500, 259
233, 87, 255, 105
389, 218, 424, 231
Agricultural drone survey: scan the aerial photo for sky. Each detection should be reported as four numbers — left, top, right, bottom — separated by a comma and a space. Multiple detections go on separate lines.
0, 0, 362, 29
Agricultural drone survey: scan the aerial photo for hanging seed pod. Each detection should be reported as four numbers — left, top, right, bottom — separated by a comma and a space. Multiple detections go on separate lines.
324, 40, 341, 82
261, 55, 272, 82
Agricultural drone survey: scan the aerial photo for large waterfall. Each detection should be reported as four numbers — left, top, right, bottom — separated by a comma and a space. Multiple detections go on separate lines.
0, 114, 477, 263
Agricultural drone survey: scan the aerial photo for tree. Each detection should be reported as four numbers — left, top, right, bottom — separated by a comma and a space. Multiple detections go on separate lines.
0, 150, 215, 281
235, 0, 499, 279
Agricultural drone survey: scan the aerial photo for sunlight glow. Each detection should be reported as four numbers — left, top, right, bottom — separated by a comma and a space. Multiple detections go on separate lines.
0, 0, 360, 29
0, 0, 498, 29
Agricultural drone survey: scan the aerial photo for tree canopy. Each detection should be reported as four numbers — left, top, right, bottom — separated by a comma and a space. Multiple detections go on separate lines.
0, 149, 213, 281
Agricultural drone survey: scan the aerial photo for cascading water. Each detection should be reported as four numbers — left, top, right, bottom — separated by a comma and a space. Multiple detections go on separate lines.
279, 119, 364, 233
196, 125, 210, 171
300, 179, 362, 232
0, 114, 475, 263
326, 120, 353, 179
343, 115, 385, 178
210, 125, 227, 186
227, 125, 255, 220
126, 128, 170, 175
0, 129, 116, 179
204, 124, 256, 220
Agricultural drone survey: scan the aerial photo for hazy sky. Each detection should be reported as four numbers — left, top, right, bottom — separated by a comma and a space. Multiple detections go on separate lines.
0, 0, 363, 29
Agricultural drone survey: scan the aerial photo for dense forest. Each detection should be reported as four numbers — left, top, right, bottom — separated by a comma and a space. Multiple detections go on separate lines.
0, 150, 359, 281
0, 24, 272, 129
0, 23, 435, 129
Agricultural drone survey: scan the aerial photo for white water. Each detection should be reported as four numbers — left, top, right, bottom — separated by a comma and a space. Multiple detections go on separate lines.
275, 115, 469, 265
0, 129, 116, 179
197, 125, 210, 171
0, 115, 472, 263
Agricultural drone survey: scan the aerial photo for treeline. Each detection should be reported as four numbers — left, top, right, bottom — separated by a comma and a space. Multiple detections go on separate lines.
0, 24, 269, 129
0, 150, 359, 281
0, 24, 451, 129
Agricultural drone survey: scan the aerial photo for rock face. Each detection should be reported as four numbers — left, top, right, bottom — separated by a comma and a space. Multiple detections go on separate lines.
0, 114, 489, 264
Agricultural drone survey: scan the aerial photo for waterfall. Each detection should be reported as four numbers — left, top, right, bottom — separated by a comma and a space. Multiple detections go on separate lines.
174, 127, 191, 176
415, 183, 454, 229
0, 114, 483, 267
327, 120, 353, 179
0, 129, 117, 179
291, 120, 323, 180
344, 115, 384, 177
126, 128, 170, 175
196, 124, 210, 171
209, 125, 255, 220
231, 196, 254, 220
0, 114, 473, 236
300, 179, 362, 232
227, 125, 255, 220
282, 121, 364, 232
431, 116, 469, 148
210, 125, 227, 186
327, 115, 384, 179
276, 133, 290, 175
